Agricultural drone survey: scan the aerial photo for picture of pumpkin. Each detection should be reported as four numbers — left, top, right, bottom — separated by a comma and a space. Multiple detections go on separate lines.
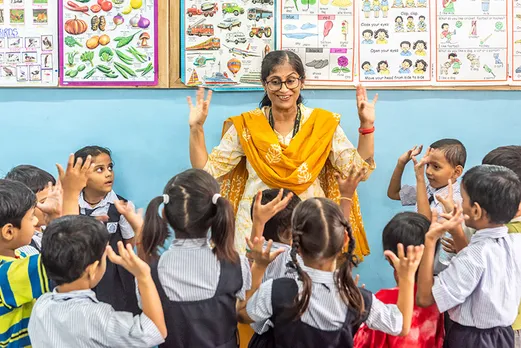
64, 16, 88, 35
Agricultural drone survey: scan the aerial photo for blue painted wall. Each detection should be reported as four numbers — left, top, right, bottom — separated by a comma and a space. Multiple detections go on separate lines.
1, 88, 519, 291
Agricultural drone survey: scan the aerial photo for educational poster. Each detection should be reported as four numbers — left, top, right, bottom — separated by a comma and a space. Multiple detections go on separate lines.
0, 0, 58, 86
511, 0, 521, 83
435, 0, 508, 84
277, 0, 356, 85
357, 0, 432, 85
182, 1, 275, 89
59, 0, 158, 86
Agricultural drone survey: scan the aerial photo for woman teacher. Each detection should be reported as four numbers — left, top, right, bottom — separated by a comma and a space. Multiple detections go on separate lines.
188, 50, 377, 258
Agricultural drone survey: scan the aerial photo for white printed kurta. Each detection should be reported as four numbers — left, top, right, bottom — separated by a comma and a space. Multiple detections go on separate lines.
204, 105, 375, 253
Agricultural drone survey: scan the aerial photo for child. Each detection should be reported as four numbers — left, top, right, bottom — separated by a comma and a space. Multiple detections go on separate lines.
387, 140, 467, 271
28, 215, 167, 347
249, 188, 300, 278
5, 164, 57, 252
75, 145, 139, 314
239, 198, 424, 347
139, 168, 252, 347
0, 155, 92, 348
480, 146, 521, 346
354, 212, 444, 348
417, 165, 521, 348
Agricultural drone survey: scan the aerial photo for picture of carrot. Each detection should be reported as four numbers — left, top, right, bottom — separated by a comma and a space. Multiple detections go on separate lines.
65, 1, 90, 15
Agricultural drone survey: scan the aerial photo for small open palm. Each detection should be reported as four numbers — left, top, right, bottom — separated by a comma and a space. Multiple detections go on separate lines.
356, 84, 378, 125
187, 87, 212, 127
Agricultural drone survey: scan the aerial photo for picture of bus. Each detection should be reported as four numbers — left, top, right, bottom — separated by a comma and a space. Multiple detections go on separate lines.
247, 8, 273, 21
187, 19, 214, 37
186, 37, 221, 51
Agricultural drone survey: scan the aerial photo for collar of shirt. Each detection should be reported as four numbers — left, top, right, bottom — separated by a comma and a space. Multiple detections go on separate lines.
34, 230, 43, 239
50, 288, 99, 303
511, 216, 521, 223
78, 190, 117, 209
0, 250, 22, 262
470, 226, 508, 244
170, 238, 210, 250
300, 264, 335, 285
262, 240, 291, 252
427, 181, 460, 206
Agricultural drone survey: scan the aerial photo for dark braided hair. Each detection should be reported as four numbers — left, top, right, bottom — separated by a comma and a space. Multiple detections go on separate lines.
289, 198, 364, 321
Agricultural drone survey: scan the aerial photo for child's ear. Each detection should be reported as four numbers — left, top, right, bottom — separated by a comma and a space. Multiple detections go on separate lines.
86, 260, 100, 282
1, 223, 15, 241
471, 202, 483, 221
454, 165, 464, 178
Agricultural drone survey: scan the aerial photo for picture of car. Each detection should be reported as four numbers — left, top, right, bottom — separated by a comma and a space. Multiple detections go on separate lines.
226, 32, 247, 44
217, 18, 241, 30
249, 26, 271, 38
187, 3, 218, 17
252, 0, 274, 4
247, 8, 273, 21
186, 5, 202, 16
222, 3, 245, 16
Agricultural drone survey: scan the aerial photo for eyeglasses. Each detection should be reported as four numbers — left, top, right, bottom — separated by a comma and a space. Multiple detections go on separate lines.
264, 77, 302, 92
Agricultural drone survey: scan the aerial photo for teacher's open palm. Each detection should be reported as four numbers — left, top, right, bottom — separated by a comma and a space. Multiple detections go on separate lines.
187, 87, 213, 128
356, 84, 378, 126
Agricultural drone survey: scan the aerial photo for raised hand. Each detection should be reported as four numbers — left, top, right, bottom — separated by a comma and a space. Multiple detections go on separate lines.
107, 241, 151, 281
115, 199, 144, 241
412, 147, 432, 179
384, 243, 425, 281
335, 166, 367, 199
398, 145, 423, 165
37, 181, 63, 220
426, 206, 465, 242
252, 189, 293, 226
187, 87, 213, 128
356, 84, 378, 128
436, 178, 455, 214
245, 236, 285, 268
57, 154, 94, 194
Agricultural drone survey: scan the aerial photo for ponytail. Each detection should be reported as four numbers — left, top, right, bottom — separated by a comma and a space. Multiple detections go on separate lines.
289, 231, 312, 320
211, 196, 239, 263
141, 196, 170, 263
336, 223, 364, 321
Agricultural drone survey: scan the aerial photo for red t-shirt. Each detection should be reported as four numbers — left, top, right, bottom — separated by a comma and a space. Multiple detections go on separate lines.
353, 286, 444, 348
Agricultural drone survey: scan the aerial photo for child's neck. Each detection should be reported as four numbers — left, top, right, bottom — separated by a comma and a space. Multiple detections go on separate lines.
302, 256, 336, 272
83, 189, 107, 207
0, 247, 17, 259
56, 278, 91, 293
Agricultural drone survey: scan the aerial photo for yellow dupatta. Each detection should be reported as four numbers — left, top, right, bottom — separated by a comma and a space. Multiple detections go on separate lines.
218, 108, 370, 260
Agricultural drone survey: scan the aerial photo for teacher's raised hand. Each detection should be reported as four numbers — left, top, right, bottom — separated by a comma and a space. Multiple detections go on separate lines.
356, 84, 378, 128
187, 87, 213, 128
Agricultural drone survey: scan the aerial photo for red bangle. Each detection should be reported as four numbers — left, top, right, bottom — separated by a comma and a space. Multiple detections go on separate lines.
359, 126, 375, 135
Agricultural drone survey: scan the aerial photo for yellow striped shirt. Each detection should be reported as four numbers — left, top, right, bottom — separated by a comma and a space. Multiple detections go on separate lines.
0, 251, 50, 348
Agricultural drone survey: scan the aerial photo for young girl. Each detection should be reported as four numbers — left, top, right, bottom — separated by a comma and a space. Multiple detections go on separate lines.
377, 60, 390, 75
375, 28, 389, 44
239, 198, 424, 347
414, 59, 427, 74
140, 168, 252, 348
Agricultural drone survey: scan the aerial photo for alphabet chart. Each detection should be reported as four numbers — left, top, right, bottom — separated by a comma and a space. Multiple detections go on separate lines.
435, 0, 508, 84
357, 0, 432, 85
277, 0, 356, 85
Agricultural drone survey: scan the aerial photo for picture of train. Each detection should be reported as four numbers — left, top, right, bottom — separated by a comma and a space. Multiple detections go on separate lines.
186, 37, 221, 50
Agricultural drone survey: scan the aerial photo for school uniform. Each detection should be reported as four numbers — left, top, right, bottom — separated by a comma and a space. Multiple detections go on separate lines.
433, 226, 521, 348
246, 264, 403, 348
28, 289, 164, 348
400, 181, 462, 273
79, 190, 139, 314
149, 238, 252, 348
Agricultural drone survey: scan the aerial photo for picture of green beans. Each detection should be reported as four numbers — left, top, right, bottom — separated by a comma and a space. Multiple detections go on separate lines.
114, 63, 129, 79
83, 68, 97, 79
115, 50, 133, 65
114, 62, 136, 77
96, 65, 112, 74
127, 47, 147, 63
136, 62, 153, 76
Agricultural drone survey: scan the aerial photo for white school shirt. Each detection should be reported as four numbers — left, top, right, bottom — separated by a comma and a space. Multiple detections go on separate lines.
247, 264, 403, 335
432, 226, 521, 328
78, 190, 135, 239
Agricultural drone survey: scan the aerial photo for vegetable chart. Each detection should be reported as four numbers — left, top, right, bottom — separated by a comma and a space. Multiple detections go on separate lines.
59, 0, 157, 86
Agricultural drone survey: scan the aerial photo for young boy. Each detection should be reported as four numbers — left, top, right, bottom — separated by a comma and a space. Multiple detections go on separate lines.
417, 165, 521, 348
388, 139, 467, 271
354, 212, 444, 348
5, 165, 57, 252
0, 154, 90, 348
74, 145, 139, 314
28, 215, 167, 347
481, 145, 521, 346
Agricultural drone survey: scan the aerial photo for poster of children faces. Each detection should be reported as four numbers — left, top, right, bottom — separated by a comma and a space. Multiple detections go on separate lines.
358, 0, 432, 85
276, 0, 356, 86
435, 0, 508, 84
0, 0, 58, 86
